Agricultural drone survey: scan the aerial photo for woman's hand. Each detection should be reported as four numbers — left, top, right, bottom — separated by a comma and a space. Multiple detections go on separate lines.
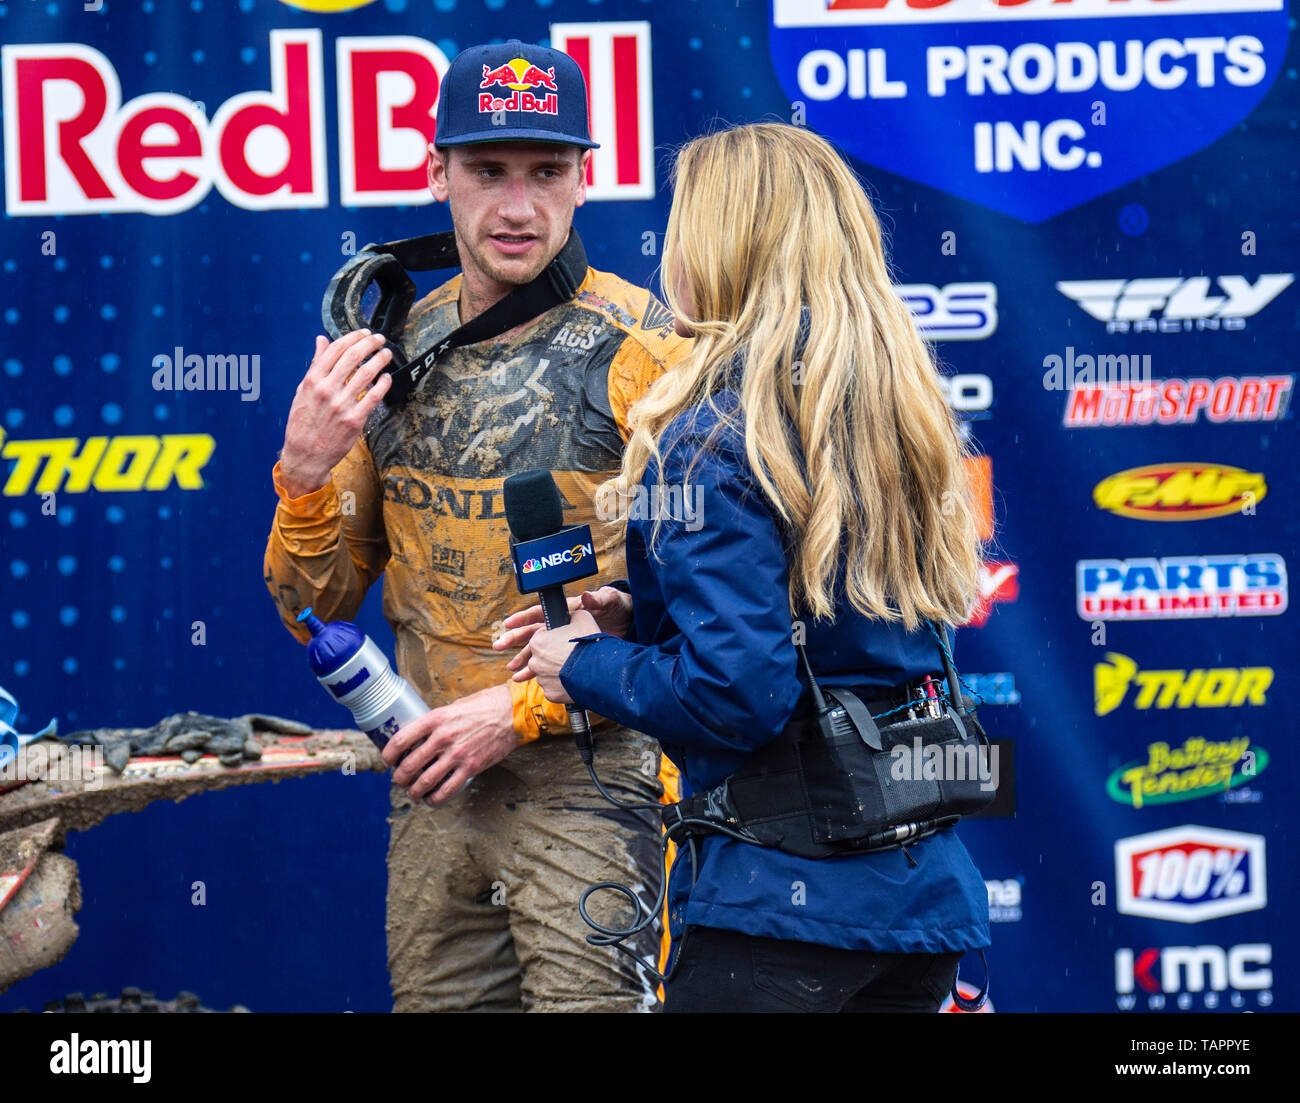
493, 586, 633, 669
501, 608, 601, 703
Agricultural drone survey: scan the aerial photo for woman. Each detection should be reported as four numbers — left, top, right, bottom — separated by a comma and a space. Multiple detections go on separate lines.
494, 122, 990, 1013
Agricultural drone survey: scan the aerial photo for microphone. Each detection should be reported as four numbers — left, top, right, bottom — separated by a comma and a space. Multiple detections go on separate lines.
501, 470, 600, 758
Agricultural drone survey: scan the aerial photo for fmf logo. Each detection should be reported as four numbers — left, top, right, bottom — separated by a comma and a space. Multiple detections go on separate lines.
2, 23, 654, 213
1093, 653, 1272, 716
478, 57, 559, 116
521, 544, 593, 574
1064, 375, 1294, 427
1115, 944, 1272, 1011
898, 283, 997, 340
1057, 275, 1294, 334
1077, 553, 1287, 620
1106, 737, 1268, 809
1093, 464, 1266, 521
0, 430, 214, 496
964, 561, 1018, 628
1116, 826, 1266, 923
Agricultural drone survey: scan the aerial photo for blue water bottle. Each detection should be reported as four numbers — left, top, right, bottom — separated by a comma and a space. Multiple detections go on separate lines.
297, 608, 429, 749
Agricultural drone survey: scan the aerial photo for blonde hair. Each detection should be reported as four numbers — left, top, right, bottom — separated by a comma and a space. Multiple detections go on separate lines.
600, 122, 982, 629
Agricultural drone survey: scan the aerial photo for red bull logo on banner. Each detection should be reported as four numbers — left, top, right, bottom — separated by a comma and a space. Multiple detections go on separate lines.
478, 57, 560, 116
2, 25, 654, 213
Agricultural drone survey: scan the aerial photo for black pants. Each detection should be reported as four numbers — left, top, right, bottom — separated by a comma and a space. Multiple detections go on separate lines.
662, 925, 963, 1013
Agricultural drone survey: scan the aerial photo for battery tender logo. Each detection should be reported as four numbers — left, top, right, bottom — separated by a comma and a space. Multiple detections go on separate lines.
1107, 737, 1268, 808
1093, 464, 1266, 521
768, 1, 1289, 223
1115, 826, 1265, 922
478, 57, 560, 116
1077, 553, 1287, 620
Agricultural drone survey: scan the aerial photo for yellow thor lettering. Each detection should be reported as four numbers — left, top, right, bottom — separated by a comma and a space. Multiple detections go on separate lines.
0, 430, 215, 495
1130, 667, 1272, 709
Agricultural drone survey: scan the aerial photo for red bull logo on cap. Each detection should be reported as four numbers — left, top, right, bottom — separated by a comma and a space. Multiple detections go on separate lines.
479, 57, 559, 116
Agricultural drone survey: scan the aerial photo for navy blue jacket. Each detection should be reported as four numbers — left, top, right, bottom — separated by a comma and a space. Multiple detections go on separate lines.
559, 395, 990, 955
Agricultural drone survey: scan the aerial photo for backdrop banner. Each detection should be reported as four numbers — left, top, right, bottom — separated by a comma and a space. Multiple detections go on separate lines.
2, 0, 1294, 1014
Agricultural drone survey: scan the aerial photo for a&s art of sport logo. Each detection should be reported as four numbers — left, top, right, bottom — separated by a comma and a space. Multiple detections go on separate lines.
767, 1, 1290, 222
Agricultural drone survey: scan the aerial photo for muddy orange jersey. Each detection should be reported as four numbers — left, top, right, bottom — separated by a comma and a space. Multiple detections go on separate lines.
264, 268, 689, 742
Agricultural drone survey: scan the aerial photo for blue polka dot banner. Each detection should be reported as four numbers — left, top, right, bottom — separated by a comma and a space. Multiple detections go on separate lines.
0, 0, 1296, 1015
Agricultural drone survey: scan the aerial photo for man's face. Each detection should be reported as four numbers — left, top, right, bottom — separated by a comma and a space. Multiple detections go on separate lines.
428, 142, 590, 293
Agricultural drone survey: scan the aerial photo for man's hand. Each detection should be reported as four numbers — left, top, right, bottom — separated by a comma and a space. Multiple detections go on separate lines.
493, 587, 633, 680
381, 683, 516, 806
278, 330, 394, 497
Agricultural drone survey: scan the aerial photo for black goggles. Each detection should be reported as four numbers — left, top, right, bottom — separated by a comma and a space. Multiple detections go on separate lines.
321, 229, 588, 405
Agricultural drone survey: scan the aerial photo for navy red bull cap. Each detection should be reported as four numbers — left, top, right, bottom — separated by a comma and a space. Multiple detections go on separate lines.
435, 39, 599, 150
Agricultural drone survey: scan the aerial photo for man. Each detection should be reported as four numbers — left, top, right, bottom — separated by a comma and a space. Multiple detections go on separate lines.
263, 39, 687, 1012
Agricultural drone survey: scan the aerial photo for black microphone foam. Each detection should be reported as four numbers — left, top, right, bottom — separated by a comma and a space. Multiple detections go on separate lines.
503, 470, 564, 541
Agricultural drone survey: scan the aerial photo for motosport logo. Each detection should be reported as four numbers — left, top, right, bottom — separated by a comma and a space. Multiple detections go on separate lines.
768, 1, 1289, 222
1092, 463, 1266, 521
1076, 553, 1287, 620
1106, 737, 1268, 809
1115, 944, 1272, 1011
1057, 275, 1294, 334
1064, 374, 1294, 427
1115, 826, 1266, 923
1093, 652, 1272, 716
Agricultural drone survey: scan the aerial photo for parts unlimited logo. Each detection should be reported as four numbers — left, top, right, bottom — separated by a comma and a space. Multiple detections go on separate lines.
767, 1, 1290, 222
1115, 826, 1266, 922
1077, 553, 1287, 620
1092, 463, 1266, 521
1093, 653, 1272, 716
1106, 737, 1268, 808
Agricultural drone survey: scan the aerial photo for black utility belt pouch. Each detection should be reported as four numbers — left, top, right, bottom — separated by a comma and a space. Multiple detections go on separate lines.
669, 629, 997, 860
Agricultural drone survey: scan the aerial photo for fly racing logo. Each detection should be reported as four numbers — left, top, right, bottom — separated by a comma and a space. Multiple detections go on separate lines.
1056, 275, 1294, 334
